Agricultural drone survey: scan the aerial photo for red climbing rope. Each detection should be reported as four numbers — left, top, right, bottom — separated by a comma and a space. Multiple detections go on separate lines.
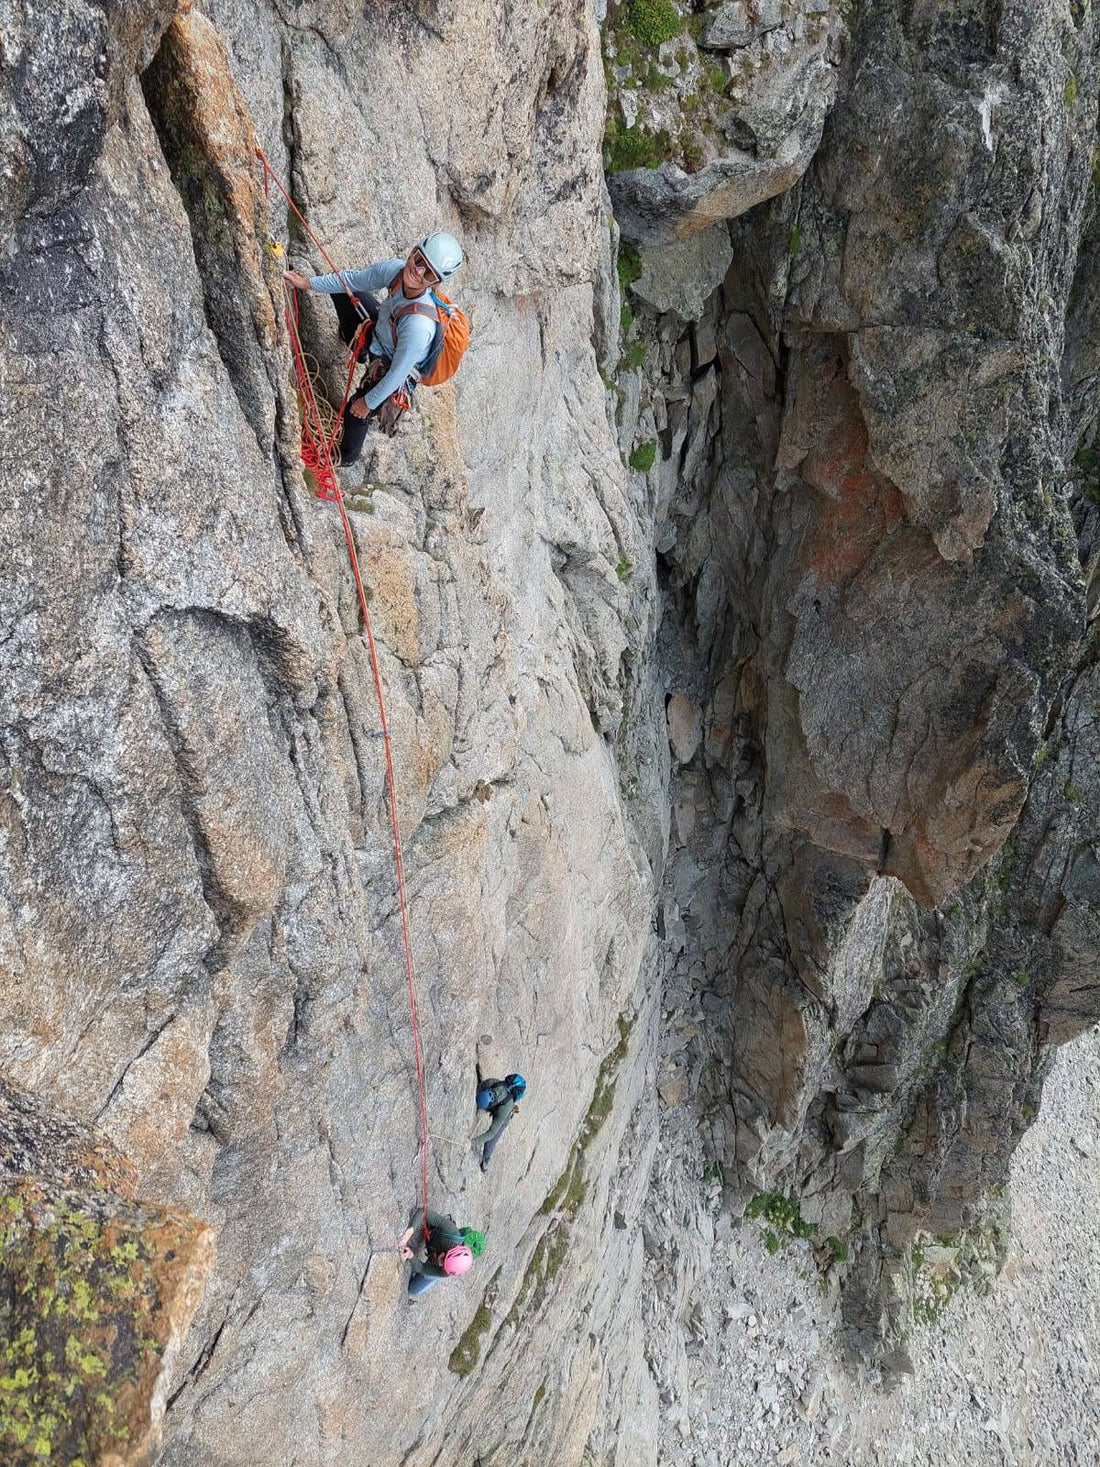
256, 147, 432, 1230
284, 287, 363, 502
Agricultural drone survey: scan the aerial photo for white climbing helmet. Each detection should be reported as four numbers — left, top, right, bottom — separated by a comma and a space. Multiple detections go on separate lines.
418, 230, 463, 282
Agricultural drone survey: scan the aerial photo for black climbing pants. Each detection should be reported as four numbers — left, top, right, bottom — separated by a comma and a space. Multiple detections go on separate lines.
329, 291, 407, 466
336, 360, 391, 466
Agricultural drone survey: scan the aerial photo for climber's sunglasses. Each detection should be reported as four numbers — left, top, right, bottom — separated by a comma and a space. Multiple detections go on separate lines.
406, 248, 441, 286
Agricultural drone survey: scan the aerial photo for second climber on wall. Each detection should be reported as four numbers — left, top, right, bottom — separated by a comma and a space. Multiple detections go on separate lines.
473, 1069, 526, 1173
283, 231, 469, 461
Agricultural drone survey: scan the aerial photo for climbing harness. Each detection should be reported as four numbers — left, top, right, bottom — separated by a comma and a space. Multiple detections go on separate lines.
256, 148, 432, 1235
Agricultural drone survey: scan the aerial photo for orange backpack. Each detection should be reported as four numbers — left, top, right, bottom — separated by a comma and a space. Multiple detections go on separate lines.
388, 273, 470, 386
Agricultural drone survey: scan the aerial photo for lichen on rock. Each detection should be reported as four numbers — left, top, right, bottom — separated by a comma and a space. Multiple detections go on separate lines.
0, 1080, 215, 1467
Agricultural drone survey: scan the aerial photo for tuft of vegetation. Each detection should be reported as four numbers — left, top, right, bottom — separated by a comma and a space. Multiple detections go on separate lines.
627, 0, 683, 47
825, 1235, 849, 1263
1066, 72, 1079, 105
617, 245, 644, 293
604, 122, 664, 172
745, 1190, 817, 1243
616, 554, 634, 581
620, 302, 634, 335
622, 340, 647, 372
1064, 778, 1082, 804
788, 225, 802, 257
629, 440, 657, 472
680, 131, 706, 173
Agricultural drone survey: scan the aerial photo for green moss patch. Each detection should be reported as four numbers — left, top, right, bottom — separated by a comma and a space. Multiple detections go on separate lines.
621, 340, 646, 372
629, 441, 657, 472
448, 1269, 502, 1378
448, 1305, 492, 1378
506, 1224, 571, 1328
580, 1012, 633, 1151
513, 1012, 636, 1327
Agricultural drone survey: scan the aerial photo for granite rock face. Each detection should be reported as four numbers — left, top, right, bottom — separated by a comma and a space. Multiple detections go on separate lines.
624, 0, 1100, 1357
0, 0, 177, 229
604, 0, 842, 246
2, 0, 1100, 1462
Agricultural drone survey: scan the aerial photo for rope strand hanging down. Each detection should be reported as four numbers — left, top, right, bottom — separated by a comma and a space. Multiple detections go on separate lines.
257, 147, 432, 1230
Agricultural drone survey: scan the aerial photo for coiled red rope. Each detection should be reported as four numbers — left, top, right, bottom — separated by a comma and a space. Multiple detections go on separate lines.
257, 147, 432, 1230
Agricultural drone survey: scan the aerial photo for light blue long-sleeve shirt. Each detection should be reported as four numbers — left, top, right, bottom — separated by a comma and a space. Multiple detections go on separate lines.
309, 258, 438, 411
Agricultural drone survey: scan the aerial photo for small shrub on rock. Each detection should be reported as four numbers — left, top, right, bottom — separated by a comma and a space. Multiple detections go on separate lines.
617, 245, 643, 292
628, 0, 683, 47
605, 122, 663, 171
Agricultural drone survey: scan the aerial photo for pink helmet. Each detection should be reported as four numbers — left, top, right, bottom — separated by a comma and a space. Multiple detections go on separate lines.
443, 1245, 473, 1276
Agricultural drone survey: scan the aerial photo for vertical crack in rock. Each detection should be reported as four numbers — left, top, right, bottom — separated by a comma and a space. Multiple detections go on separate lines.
140, 3, 312, 566
140, 9, 283, 460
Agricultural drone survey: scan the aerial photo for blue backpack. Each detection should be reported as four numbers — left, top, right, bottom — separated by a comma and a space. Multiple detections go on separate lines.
476, 1081, 509, 1112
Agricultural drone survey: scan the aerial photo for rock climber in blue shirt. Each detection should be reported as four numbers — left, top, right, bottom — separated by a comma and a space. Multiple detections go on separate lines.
284, 231, 462, 461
